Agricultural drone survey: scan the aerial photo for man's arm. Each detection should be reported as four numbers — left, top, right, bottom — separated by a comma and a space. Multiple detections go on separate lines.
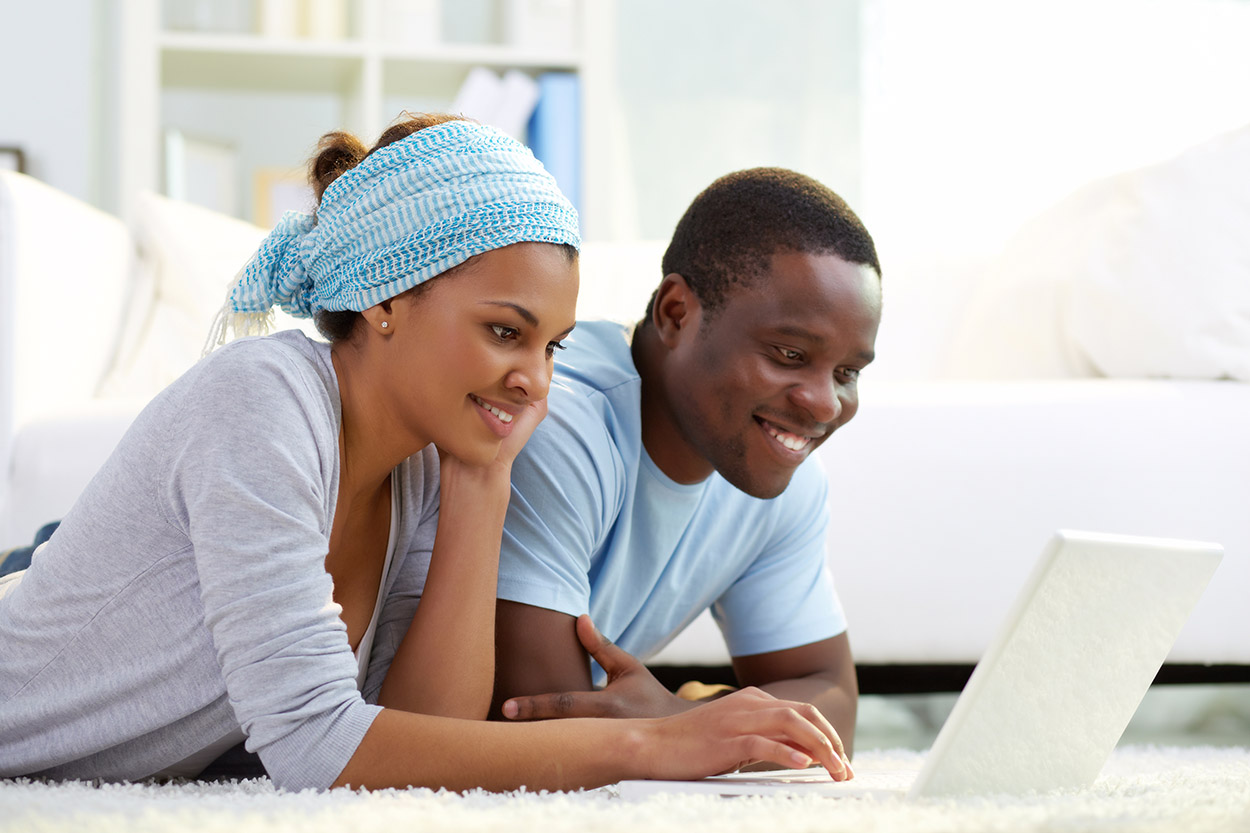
493, 606, 718, 721
490, 601, 591, 719
494, 607, 859, 758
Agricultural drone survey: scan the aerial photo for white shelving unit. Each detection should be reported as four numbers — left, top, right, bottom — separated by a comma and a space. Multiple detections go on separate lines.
116, 0, 585, 225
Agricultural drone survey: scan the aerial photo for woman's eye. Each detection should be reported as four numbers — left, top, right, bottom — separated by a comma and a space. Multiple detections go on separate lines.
546, 340, 567, 357
491, 325, 520, 341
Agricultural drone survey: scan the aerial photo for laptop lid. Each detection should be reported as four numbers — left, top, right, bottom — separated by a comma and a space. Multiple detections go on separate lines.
909, 529, 1222, 798
617, 530, 1222, 801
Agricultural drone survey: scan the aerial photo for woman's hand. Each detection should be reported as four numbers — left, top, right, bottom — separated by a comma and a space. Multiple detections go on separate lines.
438, 397, 547, 486
494, 397, 548, 470
637, 687, 854, 781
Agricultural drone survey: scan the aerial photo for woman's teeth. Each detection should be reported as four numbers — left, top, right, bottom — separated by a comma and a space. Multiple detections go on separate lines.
765, 423, 811, 451
472, 395, 514, 423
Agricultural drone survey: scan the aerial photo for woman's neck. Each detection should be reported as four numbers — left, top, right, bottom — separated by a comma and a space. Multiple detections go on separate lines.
331, 340, 427, 496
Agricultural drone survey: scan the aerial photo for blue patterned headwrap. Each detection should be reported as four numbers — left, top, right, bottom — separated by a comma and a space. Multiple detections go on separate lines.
207, 119, 579, 346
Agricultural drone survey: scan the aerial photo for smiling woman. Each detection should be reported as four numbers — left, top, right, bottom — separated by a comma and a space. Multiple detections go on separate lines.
0, 114, 850, 794
370, 243, 578, 467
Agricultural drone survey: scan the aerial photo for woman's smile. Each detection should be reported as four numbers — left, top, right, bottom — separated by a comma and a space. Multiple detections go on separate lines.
471, 393, 517, 438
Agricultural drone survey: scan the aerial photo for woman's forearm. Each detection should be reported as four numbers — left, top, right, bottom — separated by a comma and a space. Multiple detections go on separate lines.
335, 688, 852, 792
335, 709, 645, 791
377, 464, 511, 718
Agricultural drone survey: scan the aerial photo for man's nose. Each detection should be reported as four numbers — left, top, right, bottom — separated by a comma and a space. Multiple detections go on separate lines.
789, 374, 843, 425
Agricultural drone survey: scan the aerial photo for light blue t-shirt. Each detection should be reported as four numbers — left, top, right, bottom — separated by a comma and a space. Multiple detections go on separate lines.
498, 320, 845, 679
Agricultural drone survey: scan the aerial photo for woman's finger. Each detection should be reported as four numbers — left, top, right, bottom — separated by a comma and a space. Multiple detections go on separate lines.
722, 697, 848, 780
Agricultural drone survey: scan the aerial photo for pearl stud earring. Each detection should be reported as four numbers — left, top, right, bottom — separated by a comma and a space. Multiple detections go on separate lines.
381, 321, 389, 329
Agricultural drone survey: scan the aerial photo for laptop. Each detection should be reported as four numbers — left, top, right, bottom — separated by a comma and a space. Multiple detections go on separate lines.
619, 529, 1223, 800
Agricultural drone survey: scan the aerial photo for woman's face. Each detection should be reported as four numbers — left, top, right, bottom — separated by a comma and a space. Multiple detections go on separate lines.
383, 242, 579, 466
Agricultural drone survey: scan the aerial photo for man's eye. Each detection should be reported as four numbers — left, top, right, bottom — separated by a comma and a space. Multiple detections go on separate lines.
491, 325, 520, 340
838, 367, 862, 382
777, 347, 802, 362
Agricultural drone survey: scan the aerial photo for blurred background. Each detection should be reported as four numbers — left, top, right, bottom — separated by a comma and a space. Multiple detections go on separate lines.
5, 0, 1249, 251
7, 0, 1250, 385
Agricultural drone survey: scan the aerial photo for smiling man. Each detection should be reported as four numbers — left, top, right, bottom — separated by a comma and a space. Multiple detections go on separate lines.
491, 168, 882, 756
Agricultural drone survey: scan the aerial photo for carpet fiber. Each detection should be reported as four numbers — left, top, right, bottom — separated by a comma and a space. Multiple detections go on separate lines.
4, 746, 1249, 833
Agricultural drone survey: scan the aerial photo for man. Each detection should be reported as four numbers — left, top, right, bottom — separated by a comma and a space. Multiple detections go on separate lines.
491, 168, 882, 754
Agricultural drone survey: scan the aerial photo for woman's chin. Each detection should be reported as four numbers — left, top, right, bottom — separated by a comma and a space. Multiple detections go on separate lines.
437, 438, 502, 469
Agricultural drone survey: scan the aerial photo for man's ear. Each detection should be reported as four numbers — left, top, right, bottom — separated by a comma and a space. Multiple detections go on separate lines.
651, 273, 701, 349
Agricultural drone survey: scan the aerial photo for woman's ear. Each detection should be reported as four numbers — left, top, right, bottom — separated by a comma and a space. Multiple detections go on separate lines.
360, 299, 395, 335
651, 273, 701, 349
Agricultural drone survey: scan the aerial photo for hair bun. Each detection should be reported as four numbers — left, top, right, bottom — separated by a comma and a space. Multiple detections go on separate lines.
310, 132, 368, 203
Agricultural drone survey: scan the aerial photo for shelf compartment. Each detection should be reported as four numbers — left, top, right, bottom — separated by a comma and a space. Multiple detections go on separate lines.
160, 34, 366, 92
377, 42, 580, 71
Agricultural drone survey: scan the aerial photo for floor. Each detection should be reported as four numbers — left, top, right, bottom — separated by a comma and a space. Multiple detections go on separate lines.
855, 683, 1250, 751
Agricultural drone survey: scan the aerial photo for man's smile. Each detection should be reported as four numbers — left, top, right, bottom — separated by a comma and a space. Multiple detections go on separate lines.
755, 416, 824, 455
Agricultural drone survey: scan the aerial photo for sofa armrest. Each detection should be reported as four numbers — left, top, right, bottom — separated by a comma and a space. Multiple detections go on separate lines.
0, 172, 133, 458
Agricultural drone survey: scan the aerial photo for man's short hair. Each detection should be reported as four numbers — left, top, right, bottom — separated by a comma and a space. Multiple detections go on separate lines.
651, 167, 880, 320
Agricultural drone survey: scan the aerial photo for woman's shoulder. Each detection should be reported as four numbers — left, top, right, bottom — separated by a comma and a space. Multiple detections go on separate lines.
204, 329, 332, 381
159, 330, 339, 439
191, 330, 333, 400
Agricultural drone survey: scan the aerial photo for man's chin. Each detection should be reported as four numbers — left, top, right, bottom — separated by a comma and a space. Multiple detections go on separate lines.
719, 466, 796, 500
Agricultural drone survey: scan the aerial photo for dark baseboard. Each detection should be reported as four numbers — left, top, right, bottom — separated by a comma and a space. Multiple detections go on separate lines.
647, 663, 1250, 695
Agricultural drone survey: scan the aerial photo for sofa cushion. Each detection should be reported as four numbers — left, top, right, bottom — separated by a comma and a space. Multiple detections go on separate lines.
0, 171, 132, 426
100, 193, 319, 399
1063, 123, 1250, 381
947, 124, 1250, 381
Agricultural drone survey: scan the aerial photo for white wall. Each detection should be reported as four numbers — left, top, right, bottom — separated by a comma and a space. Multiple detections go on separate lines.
9, 0, 1250, 253
860, 0, 1250, 261
0, 1, 108, 207
581, 0, 863, 242
853, 0, 1250, 379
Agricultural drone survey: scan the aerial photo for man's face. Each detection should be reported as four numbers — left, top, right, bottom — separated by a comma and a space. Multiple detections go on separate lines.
660, 250, 882, 499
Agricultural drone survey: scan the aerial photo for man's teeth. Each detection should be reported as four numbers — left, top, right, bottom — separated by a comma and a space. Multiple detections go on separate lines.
765, 423, 811, 451
473, 395, 514, 423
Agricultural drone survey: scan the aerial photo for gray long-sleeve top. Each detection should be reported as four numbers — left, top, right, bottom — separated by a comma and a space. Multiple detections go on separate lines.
0, 331, 440, 790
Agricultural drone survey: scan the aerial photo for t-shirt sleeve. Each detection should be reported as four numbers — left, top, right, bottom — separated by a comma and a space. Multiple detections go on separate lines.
497, 384, 620, 617
712, 457, 847, 657
167, 345, 380, 791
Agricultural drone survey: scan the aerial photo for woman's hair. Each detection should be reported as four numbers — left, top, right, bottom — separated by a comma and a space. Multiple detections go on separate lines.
311, 113, 465, 341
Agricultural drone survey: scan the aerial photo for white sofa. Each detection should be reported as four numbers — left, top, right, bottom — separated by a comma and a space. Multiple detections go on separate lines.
2, 124, 1248, 687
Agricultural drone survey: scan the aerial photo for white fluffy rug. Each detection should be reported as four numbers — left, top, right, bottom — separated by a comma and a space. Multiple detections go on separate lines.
3, 746, 1249, 833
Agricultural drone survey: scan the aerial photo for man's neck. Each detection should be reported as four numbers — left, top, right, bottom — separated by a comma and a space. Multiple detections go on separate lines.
630, 325, 714, 485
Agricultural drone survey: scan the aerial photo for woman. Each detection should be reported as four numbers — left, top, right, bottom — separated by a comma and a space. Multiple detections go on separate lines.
0, 115, 850, 791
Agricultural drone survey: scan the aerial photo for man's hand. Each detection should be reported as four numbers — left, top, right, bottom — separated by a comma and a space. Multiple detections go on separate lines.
675, 680, 738, 701
500, 614, 693, 720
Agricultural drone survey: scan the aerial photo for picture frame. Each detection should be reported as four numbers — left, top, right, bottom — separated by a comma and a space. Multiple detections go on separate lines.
252, 166, 314, 229
164, 130, 240, 216
0, 146, 27, 174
